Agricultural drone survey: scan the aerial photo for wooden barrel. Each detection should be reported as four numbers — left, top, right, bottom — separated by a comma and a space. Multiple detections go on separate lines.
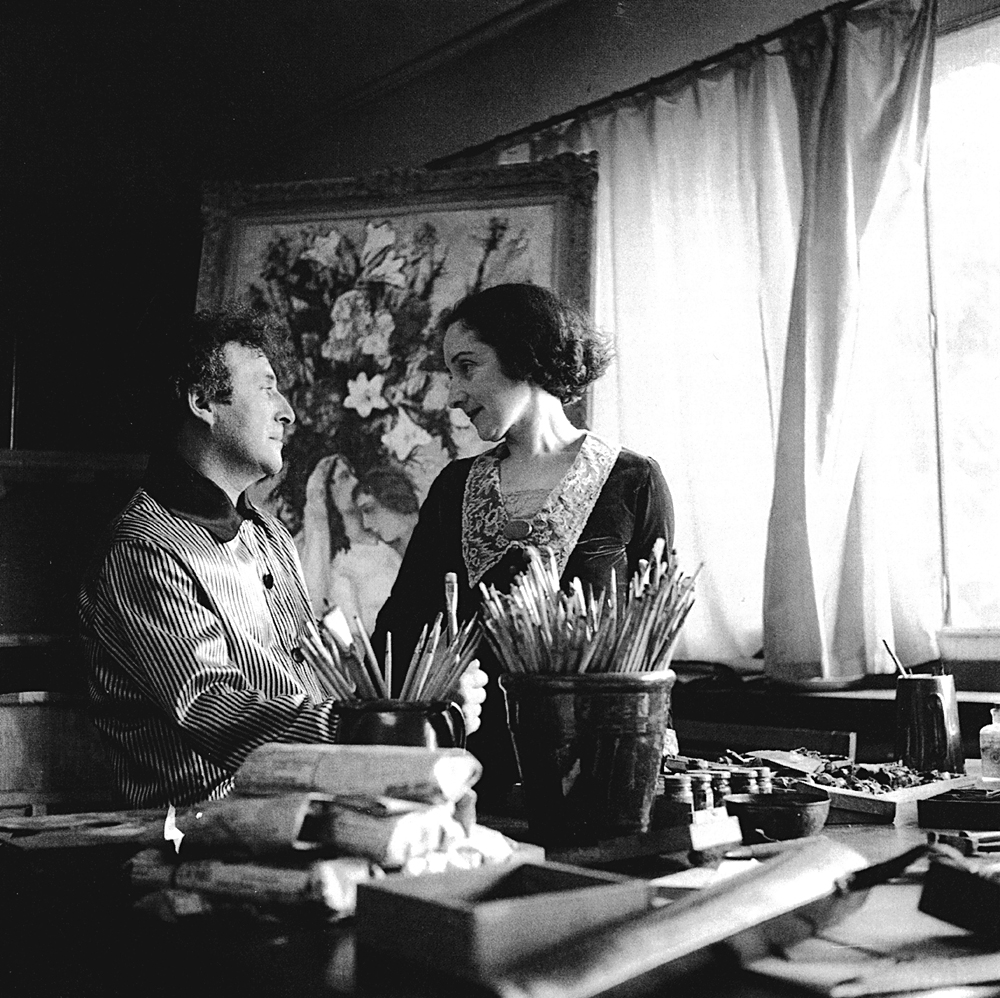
0, 691, 122, 815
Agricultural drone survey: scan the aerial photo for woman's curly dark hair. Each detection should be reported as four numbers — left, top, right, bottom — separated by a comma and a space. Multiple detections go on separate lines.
157, 305, 292, 437
439, 284, 612, 403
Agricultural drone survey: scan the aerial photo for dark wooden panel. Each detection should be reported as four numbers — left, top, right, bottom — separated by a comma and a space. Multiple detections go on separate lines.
674, 717, 856, 760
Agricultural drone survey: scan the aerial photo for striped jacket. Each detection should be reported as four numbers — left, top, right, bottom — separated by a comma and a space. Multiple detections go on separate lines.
78, 451, 340, 807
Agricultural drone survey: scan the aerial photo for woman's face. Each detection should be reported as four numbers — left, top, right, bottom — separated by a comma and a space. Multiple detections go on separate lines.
444, 321, 533, 443
326, 457, 359, 513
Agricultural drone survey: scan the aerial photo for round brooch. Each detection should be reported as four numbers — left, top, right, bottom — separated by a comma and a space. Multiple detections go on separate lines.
502, 519, 533, 541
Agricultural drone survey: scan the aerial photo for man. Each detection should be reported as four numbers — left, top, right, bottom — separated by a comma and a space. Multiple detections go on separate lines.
352, 465, 420, 559
79, 309, 485, 808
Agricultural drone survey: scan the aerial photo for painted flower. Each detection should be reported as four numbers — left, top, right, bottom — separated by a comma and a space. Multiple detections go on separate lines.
421, 372, 450, 412
382, 408, 433, 461
406, 437, 450, 502
322, 291, 370, 364
343, 372, 390, 419
360, 222, 396, 266
293, 384, 343, 435
321, 335, 357, 366
328, 289, 373, 341
359, 221, 407, 288
365, 252, 407, 288
359, 309, 395, 367
301, 229, 345, 269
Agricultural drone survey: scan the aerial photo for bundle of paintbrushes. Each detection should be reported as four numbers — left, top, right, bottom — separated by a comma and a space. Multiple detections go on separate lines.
395, 611, 481, 702
295, 607, 389, 701
479, 540, 697, 675
295, 573, 481, 702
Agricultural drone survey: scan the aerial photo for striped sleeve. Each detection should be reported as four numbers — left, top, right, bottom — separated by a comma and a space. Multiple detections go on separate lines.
79, 499, 348, 806
96, 540, 337, 769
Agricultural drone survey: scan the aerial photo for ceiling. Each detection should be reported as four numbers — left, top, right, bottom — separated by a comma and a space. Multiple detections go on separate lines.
4, 2, 555, 187
1, 2, 569, 451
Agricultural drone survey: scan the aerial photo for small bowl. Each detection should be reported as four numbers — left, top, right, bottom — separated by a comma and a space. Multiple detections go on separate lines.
724, 788, 831, 844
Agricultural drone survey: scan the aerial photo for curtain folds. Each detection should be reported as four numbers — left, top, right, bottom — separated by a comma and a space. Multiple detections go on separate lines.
521, 0, 941, 676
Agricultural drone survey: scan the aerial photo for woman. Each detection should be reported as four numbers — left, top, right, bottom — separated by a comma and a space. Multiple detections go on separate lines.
297, 453, 403, 631
373, 283, 674, 808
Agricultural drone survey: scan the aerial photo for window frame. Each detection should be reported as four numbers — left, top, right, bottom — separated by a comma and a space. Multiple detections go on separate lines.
932, 1, 1000, 665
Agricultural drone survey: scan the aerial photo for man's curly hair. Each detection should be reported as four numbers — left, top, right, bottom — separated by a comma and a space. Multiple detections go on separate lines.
439, 284, 612, 404
158, 306, 292, 438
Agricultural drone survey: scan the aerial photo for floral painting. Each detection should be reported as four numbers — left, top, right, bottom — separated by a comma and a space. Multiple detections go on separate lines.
234, 208, 553, 630
197, 156, 596, 631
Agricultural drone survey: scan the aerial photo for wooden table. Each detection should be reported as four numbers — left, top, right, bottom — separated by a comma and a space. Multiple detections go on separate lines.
1, 807, 992, 998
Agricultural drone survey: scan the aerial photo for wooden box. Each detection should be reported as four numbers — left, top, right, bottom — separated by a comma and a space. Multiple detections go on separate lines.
919, 856, 1000, 937
918, 788, 1000, 830
354, 860, 653, 978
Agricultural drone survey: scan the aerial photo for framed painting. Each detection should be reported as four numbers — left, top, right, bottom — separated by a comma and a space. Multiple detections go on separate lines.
196, 152, 597, 632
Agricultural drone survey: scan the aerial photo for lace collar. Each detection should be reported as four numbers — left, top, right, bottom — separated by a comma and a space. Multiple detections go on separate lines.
461, 432, 621, 589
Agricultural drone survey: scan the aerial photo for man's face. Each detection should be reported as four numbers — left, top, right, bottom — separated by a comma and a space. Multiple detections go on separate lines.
355, 491, 410, 546
209, 343, 295, 485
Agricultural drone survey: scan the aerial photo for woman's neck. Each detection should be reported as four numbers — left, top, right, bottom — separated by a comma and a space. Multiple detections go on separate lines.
503, 400, 585, 463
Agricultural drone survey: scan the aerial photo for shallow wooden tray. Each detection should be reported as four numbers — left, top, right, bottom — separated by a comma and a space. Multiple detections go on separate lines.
354, 859, 653, 978
794, 772, 975, 824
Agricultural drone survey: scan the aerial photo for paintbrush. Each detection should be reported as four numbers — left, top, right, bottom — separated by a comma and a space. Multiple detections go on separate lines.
444, 571, 459, 645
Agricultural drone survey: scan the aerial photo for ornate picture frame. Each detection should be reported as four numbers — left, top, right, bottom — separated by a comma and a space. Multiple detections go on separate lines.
196, 153, 597, 631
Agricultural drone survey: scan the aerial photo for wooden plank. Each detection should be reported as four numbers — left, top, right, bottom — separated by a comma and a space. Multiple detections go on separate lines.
546, 815, 743, 868
674, 718, 857, 760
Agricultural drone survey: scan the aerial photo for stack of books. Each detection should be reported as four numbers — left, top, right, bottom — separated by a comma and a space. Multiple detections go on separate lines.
128, 743, 532, 920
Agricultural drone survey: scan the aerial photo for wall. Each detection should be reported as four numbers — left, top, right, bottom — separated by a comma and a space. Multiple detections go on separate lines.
3, 1, 834, 456
269, 0, 833, 180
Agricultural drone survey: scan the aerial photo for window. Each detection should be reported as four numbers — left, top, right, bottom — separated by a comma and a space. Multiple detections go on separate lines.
930, 13, 1000, 636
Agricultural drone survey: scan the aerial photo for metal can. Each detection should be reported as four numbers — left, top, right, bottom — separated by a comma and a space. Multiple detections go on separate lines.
689, 772, 713, 811
708, 771, 732, 808
752, 766, 773, 793
729, 768, 759, 795
660, 773, 694, 806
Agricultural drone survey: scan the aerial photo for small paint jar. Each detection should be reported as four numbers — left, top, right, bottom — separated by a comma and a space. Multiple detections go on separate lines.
752, 766, 773, 793
660, 774, 695, 807
689, 772, 713, 811
708, 771, 732, 808
730, 768, 759, 795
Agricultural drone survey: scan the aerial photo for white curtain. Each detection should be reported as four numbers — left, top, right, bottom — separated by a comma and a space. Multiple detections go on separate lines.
520, 0, 941, 677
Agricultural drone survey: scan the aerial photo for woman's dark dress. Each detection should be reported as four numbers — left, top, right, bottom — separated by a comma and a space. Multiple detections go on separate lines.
373, 438, 674, 810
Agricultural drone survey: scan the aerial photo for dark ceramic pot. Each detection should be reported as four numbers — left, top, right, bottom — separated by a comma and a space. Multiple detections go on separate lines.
333, 699, 466, 749
500, 670, 675, 844
894, 674, 965, 773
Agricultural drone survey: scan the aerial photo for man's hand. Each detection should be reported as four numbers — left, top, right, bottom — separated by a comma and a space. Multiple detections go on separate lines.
455, 660, 488, 736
